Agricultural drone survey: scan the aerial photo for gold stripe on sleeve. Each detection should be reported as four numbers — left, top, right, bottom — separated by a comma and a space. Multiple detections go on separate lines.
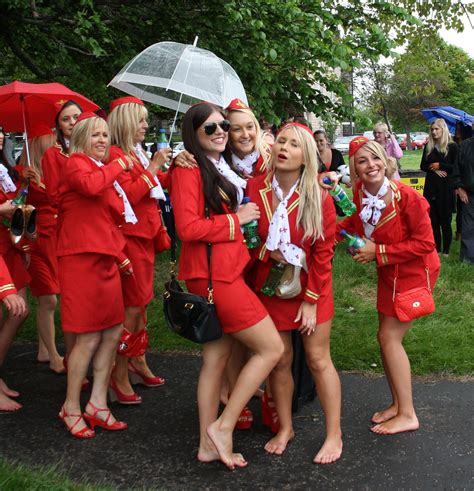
226, 214, 235, 241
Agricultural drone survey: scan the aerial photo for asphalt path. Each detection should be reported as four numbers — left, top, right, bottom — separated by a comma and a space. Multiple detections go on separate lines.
0, 343, 472, 490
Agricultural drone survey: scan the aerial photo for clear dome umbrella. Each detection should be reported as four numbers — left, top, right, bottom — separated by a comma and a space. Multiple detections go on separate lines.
109, 38, 248, 139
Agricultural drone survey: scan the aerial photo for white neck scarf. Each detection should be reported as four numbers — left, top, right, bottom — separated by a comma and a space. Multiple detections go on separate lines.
0, 164, 17, 193
90, 157, 137, 224
265, 175, 304, 267
134, 144, 166, 201
207, 155, 247, 205
231, 150, 260, 176
359, 177, 389, 238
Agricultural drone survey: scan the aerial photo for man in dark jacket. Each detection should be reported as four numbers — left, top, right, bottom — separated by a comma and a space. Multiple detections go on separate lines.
453, 132, 474, 264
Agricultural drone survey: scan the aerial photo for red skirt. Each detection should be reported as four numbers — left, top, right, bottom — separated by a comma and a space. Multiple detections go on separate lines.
58, 253, 124, 333
3, 247, 30, 291
28, 233, 60, 296
257, 290, 334, 331
186, 276, 268, 334
122, 235, 155, 307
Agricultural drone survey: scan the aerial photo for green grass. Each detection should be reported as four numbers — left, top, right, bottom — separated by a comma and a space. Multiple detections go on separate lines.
399, 149, 424, 170
16, 238, 474, 376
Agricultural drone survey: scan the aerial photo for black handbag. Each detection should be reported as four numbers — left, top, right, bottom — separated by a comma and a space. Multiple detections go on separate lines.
162, 206, 222, 344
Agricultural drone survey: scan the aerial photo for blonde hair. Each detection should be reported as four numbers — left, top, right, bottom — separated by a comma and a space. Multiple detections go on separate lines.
108, 103, 148, 154
351, 140, 397, 180
19, 133, 56, 181
273, 125, 325, 242
373, 122, 389, 135
226, 107, 271, 170
70, 116, 110, 159
426, 118, 451, 156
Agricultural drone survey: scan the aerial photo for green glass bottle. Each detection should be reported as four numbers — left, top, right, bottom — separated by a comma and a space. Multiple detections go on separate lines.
261, 261, 286, 296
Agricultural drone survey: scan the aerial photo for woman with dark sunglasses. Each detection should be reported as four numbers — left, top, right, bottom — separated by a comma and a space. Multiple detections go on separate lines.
169, 102, 283, 470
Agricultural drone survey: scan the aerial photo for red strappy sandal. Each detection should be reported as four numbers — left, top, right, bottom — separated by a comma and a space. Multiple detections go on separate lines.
83, 401, 128, 431
59, 405, 95, 439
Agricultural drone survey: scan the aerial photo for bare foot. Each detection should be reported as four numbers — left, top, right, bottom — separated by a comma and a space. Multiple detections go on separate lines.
313, 434, 343, 464
0, 392, 22, 412
264, 429, 295, 455
371, 404, 398, 424
371, 414, 419, 435
0, 379, 20, 398
207, 421, 248, 470
198, 446, 246, 468
49, 356, 66, 374
37, 356, 49, 363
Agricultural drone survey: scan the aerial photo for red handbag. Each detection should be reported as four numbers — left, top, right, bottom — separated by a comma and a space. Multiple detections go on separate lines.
117, 328, 149, 357
393, 264, 435, 322
154, 211, 171, 253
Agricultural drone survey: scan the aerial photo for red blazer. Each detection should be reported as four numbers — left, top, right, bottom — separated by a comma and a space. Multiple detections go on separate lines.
252, 151, 270, 177
336, 180, 439, 290
0, 180, 19, 255
41, 143, 69, 207
247, 173, 336, 304
56, 153, 128, 259
107, 146, 169, 240
170, 165, 249, 282
0, 255, 16, 299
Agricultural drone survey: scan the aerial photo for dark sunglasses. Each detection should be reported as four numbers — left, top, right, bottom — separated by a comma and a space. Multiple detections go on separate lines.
203, 119, 230, 135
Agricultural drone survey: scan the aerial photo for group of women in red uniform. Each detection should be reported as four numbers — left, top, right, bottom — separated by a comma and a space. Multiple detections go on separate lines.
0, 95, 439, 469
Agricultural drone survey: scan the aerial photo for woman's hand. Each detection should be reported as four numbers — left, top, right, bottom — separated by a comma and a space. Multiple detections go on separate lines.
236, 202, 260, 225
22, 167, 40, 182
319, 171, 338, 190
458, 188, 469, 205
295, 301, 317, 336
2, 293, 27, 317
0, 201, 16, 218
149, 147, 172, 174
428, 162, 440, 170
434, 169, 447, 178
269, 250, 287, 264
174, 150, 197, 168
353, 238, 376, 264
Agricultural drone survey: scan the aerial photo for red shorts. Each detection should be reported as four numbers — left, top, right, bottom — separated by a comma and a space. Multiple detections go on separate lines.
257, 291, 334, 331
122, 236, 155, 307
59, 253, 124, 333
186, 276, 268, 334
28, 233, 59, 296
3, 247, 30, 291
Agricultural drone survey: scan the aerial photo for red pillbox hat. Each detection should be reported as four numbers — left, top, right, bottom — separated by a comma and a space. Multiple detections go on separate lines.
348, 136, 370, 158
109, 96, 144, 113
225, 98, 250, 111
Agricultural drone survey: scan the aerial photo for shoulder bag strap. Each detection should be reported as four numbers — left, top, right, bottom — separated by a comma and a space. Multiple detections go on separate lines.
205, 204, 214, 304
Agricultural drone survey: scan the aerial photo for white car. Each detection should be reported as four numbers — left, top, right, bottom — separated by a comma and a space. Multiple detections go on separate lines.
333, 136, 354, 155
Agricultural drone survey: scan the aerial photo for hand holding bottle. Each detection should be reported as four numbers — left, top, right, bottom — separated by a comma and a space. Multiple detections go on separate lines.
236, 201, 260, 225
353, 238, 376, 264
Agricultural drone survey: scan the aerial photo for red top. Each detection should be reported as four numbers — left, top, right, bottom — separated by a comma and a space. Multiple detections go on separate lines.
107, 146, 169, 240
41, 143, 69, 207
56, 153, 128, 259
0, 255, 16, 299
0, 183, 18, 254
170, 165, 248, 282
247, 173, 336, 304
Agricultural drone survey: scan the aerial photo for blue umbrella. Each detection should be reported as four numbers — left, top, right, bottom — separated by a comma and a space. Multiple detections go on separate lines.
421, 106, 474, 135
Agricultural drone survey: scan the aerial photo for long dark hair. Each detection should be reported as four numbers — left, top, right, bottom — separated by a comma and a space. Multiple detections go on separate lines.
182, 103, 238, 214
0, 126, 19, 182
55, 100, 83, 153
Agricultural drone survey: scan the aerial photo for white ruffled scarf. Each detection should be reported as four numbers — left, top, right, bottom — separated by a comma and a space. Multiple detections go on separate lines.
207, 154, 247, 205
134, 144, 166, 201
0, 164, 17, 193
265, 175, 304, 267
231, 150, 260, 176
359, 177, 389, 239
90, 157, 137, 224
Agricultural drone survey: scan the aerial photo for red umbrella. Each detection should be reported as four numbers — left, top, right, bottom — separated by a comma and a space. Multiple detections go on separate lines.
0, 81, 100, 133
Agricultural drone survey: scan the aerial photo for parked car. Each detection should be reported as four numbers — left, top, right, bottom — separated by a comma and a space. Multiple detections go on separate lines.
363, 130, 375, 140
411, 134, 428, 150
333, 135, 354, 155
397, 133, 407, 150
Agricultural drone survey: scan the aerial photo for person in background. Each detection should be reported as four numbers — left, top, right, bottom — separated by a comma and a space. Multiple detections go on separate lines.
313, 130, 345, 173
420, 118, 458, 257
338, 137, 439, 435
18, 125, 64, 373
373, 122, 402, 179
247, 122, 341, 464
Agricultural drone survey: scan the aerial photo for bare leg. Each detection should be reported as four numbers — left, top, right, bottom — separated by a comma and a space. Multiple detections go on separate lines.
207, 315, 284, 469
371, 316, 419, 435
265, 331, 295, 455
302, 319, 342, 465
35, 295, 64, 373
87, 324, 123, 423
128, 306, 157, 379
61, 331, 100, 433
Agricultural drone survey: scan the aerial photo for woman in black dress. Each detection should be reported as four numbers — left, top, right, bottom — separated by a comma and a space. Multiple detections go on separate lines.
420, 118, 458, 256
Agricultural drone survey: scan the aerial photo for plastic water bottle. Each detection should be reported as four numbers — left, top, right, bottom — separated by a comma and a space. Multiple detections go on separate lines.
322, 176, 356, 216
157, 128, 168, 150
241, 197, 260, 249
340, 229, 366, 256
261, 262, 286, 296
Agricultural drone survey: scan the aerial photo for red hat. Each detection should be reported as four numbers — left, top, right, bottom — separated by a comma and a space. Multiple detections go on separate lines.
75, 111, 99, 125
28, 123, 54, 139
349, 136, 370, 158
278, 122, 313, 137
109, 96, 144, 113
226, 98, 250, 111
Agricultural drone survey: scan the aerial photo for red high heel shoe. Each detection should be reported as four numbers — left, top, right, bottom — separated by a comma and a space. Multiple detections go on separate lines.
236, 406, 253, 430
128, 361, 165, 387
59, 405, 95, 439
109, 378, 142, 405
261, 391, 280, 433
83, 401, 128, 431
